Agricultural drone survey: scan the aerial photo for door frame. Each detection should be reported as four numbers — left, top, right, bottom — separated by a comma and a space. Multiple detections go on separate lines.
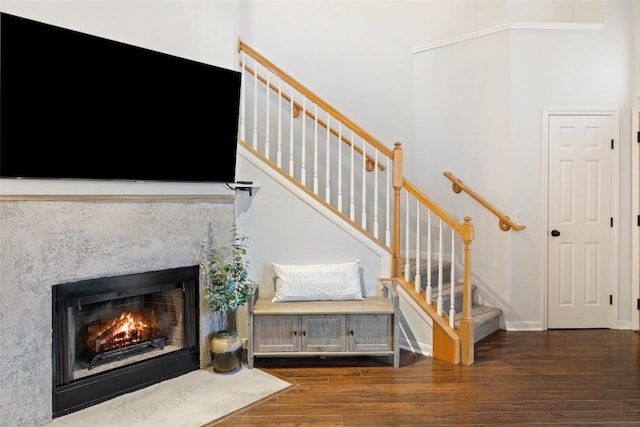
541, 108, 620, 330
633, 108, 639, 331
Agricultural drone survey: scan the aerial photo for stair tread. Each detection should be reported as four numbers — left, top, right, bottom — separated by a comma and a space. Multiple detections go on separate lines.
428, 282, 476, 298
454, 304, 503, 343
404, 259, 451, 271
454, 304, 502, 322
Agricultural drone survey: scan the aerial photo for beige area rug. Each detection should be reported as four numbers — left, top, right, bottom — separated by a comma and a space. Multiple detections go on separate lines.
47, 366, 291, 427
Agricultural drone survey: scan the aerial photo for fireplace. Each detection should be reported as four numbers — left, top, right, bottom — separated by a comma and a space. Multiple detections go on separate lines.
51, 266, 200, 417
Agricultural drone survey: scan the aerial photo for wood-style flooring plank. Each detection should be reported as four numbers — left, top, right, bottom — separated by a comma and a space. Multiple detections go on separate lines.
205, 330, 640, 426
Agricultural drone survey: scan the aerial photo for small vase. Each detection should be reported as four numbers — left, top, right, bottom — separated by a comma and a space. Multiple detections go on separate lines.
210, 330, 242, 373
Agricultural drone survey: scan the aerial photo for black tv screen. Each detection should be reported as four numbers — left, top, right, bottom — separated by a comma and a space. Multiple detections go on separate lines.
0, 12, 241, 183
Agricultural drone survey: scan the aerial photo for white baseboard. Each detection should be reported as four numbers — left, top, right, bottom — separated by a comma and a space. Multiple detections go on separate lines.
399, 339, 432, 357
505, 320, 544, 331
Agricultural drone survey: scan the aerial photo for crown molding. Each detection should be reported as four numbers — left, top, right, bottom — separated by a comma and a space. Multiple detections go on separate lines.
413, 22, 605, 54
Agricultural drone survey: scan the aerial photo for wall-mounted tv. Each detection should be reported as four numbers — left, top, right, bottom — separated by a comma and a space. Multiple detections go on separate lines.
0, 12, 241, 183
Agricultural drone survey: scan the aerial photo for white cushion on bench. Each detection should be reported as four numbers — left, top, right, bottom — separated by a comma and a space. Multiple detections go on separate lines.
271, 260, 363, 302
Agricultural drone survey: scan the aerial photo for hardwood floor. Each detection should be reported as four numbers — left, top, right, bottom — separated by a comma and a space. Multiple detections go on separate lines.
206, 330, 640, 426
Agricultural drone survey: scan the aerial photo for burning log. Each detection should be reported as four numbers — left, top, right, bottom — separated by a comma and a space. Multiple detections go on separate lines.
87, 336, 167, 370
82, 309, 168, 369
88, 312, 153, 355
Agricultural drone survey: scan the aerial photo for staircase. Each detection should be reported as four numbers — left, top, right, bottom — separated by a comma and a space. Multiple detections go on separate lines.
237, 39, 511, 364
407, 260, 503, 343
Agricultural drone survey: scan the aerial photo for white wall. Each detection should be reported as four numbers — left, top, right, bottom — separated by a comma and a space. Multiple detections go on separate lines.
238, 0, 476, 153
506, 0, 604, 23
634, 1, 640, 102
412, 0, 632, 330
237, 0, 605, 153
412, 29, 514, 328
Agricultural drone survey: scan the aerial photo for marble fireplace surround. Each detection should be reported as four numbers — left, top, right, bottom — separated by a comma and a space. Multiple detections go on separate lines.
0, 199, 234, 426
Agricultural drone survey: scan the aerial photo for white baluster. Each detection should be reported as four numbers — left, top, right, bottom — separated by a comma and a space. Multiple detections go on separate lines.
373, 149, 379, 239
239, 51, 246, 142
404, 194, 410, 282
385, 156, 390, 246
337, 123, 343, 212
277, 81, 282, 167
449, 228, 456, 328
313, 105, 319, 194
349, 130, 355, 221
252, 60, 258, 150
264, 71, 270, 157
426, 211, 432, 305
415, 203, 421, 293
300, 98, 306, 186
361, 138, 367, 229
288, 86, 294, 175
325, 113, 331, 203
437, 219, 443, 316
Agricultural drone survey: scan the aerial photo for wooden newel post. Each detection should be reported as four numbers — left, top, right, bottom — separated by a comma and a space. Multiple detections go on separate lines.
392, 142, 403, 277
459, 216, 475, 365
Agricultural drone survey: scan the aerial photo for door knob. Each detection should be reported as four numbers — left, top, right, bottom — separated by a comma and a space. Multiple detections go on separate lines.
551, 229, 560, 237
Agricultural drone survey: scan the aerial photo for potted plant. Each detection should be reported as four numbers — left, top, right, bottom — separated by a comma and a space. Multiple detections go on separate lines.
199, 223, 254, 372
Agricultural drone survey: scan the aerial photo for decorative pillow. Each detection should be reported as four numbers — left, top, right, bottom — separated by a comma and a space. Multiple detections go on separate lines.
271, 260, 363, 302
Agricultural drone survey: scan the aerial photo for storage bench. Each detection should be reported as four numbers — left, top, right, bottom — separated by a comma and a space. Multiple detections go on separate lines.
246, 282, 399, 368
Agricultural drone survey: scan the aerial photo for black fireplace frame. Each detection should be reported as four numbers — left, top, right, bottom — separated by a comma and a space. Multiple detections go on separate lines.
51, 266, 200, 417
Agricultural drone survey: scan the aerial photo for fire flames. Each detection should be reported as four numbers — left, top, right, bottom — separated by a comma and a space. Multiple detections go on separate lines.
90, 312, 152, 354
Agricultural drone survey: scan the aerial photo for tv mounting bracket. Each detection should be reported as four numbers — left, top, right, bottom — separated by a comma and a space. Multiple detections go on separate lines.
227, 181, 259, 196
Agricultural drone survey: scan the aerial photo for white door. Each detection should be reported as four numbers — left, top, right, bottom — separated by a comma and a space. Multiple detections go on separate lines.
547, 114, 613, 328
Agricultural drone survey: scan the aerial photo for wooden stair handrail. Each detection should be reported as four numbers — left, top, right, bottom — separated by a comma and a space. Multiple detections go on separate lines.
238, 39, 393, 164
238, 140, 390, 253
238, 62, 385, 172
402, 178, 467, 237
443, 171, 526, 232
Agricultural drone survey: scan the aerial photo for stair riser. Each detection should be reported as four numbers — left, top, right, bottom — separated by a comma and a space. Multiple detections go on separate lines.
473, 314, 501, 343
430, 287, 473, 314
418, 268, 451, 291
404, 260, 451, 290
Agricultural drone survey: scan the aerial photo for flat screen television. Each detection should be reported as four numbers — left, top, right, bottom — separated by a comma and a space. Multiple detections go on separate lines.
0, 12, 241, 183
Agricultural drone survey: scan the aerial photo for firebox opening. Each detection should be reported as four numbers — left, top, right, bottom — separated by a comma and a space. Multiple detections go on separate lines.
52, 266, 200, 418
85, 310, 165, 370
73, 287, 183, 375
